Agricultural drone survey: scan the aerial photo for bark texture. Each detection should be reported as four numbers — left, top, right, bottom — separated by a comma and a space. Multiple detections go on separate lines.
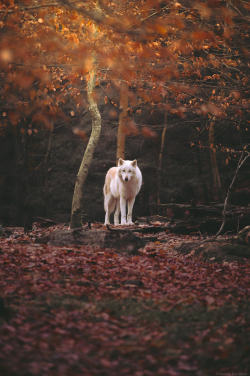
116, 81, 128, 163
157, 113, 167, 205
209, 120, 222, 200
70, 67, 101, 229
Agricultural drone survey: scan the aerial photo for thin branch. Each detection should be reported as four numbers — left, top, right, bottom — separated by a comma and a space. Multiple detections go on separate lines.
9, 62, 79, 69
0, 1, 85, 13
58, 0, 172, 40
59, 0, 109, 25
0, 2, 60, 13
141, 5, 170, 23
216, 147, 250, 237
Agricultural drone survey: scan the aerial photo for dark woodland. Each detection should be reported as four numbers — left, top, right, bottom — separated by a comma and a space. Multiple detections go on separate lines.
0, 1, 249, 375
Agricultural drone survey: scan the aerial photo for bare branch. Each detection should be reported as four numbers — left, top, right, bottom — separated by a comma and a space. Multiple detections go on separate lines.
0, 2, 60, 13
216, 147, 250, 237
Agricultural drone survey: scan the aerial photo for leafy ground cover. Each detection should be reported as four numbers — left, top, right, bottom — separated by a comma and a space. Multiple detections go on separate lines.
0, 225, 249, 376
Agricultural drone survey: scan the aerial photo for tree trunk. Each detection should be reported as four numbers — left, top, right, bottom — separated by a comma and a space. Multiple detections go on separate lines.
70, 66, 101, 229
116, 81, 128, 163
209, 120, 221, 200
157, 113, 167, 206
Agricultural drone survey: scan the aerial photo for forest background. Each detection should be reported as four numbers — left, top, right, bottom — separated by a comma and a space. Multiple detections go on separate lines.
0, 0, 249, 229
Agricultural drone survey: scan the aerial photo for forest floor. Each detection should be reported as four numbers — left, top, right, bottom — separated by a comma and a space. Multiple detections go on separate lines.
0, 223, 249, 376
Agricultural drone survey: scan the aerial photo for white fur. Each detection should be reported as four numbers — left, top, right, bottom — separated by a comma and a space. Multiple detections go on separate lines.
103, 158, 142, 225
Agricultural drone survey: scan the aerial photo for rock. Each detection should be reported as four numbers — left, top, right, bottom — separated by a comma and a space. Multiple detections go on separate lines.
39, 227, 146, 255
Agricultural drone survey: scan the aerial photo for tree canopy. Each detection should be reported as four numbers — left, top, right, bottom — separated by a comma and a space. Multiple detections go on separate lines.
0, 0, 249, 137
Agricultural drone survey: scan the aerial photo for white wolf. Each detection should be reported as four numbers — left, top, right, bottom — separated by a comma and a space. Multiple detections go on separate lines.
103, 158, 142, 225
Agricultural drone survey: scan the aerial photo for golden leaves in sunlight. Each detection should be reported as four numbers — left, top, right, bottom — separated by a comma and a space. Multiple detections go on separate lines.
194, 3, 211, 19
0, 49, 13, 63
154, 24, 168, 35
122, 69, 136, 82
169, 39, 192, 55
67, 32, 79, 45
145, 22, 169, 36
191, 31, 214, 42
14, 73, 34, 90
0, 0, 247, 142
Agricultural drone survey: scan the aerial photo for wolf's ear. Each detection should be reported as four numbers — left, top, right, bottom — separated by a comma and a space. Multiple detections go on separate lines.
118, 158, 124, 166
131, 160, 137, 167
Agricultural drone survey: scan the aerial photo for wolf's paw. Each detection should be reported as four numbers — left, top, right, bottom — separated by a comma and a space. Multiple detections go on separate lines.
126, 221, 134, 226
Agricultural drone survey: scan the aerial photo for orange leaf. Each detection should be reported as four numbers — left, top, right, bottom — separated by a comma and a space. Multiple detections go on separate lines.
192, 30, 214, 41
154, 23, 168, 35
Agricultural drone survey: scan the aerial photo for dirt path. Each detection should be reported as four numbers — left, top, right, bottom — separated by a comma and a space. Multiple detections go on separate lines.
0, 225, 249, 375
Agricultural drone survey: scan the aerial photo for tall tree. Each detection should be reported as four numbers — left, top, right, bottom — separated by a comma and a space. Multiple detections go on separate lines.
70, 58, 101, 229
157, 112, 167, 205
208, 118, 222, 200
116, 81, 128, 162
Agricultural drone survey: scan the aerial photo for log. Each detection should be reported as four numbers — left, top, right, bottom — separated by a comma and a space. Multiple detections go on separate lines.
176, 238, 250, 261
139, 204, 250, 234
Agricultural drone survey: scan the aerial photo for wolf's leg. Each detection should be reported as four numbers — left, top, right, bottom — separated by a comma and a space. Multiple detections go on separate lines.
114, 199, 120, 226
104, 194, 115, 225
104, 211, 110, 225
127, 197, 135, 225
120, 196, 127, 225
104, 197, 110, 224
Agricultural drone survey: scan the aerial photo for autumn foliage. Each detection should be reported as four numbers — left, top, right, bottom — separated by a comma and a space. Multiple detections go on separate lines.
0, 0, 249, 137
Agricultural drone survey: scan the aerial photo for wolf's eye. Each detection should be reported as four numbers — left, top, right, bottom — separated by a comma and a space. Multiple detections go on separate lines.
122, 169, 125, 172
128, 170, 131, 173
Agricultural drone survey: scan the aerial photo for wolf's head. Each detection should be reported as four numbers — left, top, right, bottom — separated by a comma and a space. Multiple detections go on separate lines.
118, 158, 137, 182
